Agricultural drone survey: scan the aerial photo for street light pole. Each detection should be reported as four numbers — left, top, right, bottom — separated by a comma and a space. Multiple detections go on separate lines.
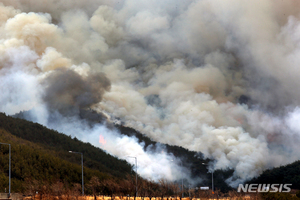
212, 171, 214, 193
127, 156, 138, 199
202, 163, 214, 195
0, 142, 11, 197
69, 151, 84, 196
179, 160, 183, 198
171, 160, 184, 198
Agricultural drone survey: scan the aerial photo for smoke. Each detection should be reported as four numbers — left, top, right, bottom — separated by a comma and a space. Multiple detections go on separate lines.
42, 68, 110, 115
1, 0, 300, 186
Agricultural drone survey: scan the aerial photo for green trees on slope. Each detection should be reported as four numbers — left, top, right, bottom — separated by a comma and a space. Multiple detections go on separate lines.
248, 160, 300, 189
0, 112, 132, 178
0, 128, 110, 192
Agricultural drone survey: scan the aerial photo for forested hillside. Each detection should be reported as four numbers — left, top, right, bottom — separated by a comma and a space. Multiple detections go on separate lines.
11, 110, 235, 192
0, 113, 229, 197
5, 111, 240, 193
2, 110, 300, 198
0, 128, 112, 193
0, 112, 134, 193
0, 112, 132, 178
247, 160, 300, 189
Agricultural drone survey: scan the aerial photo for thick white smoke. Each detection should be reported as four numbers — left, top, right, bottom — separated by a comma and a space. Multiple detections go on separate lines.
44, 113, 191, 183
1, 0, 300, 186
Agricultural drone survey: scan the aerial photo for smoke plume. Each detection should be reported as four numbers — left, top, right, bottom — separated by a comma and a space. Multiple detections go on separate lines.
43, 68, 110, 115
1, 0, 300, 186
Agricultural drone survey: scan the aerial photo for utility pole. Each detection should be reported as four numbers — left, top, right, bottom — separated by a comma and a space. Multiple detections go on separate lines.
69, 151, 84, 195
127, 156, 138, 199
171, 159, 184, 198
202, 163, 214, 198
0, 143, 11, 198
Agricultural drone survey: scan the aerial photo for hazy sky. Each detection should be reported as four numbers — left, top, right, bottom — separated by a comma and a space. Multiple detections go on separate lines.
1, 0, 300, 186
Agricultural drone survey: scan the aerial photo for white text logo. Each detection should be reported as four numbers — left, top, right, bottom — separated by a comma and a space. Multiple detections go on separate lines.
237, 184, 292, 193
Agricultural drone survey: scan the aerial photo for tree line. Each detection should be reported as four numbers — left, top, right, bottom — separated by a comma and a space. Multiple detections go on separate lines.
2, 111, 300, 199
3, 111, 235, 192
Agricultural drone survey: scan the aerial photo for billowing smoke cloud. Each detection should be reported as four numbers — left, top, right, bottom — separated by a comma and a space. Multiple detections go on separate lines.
1, 0, 300, 187
44, 113, 192, 183
43, 68, 110, 115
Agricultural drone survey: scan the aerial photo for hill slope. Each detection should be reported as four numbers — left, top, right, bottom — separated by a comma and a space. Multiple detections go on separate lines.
9, 111, 235, 192
247, 160, 300, 189
0, 112, 132, 178
0, 128, 114, 193
0, 112, 135, 193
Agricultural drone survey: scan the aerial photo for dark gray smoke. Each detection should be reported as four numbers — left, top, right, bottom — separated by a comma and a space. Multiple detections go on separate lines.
43, 68, 110, 115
